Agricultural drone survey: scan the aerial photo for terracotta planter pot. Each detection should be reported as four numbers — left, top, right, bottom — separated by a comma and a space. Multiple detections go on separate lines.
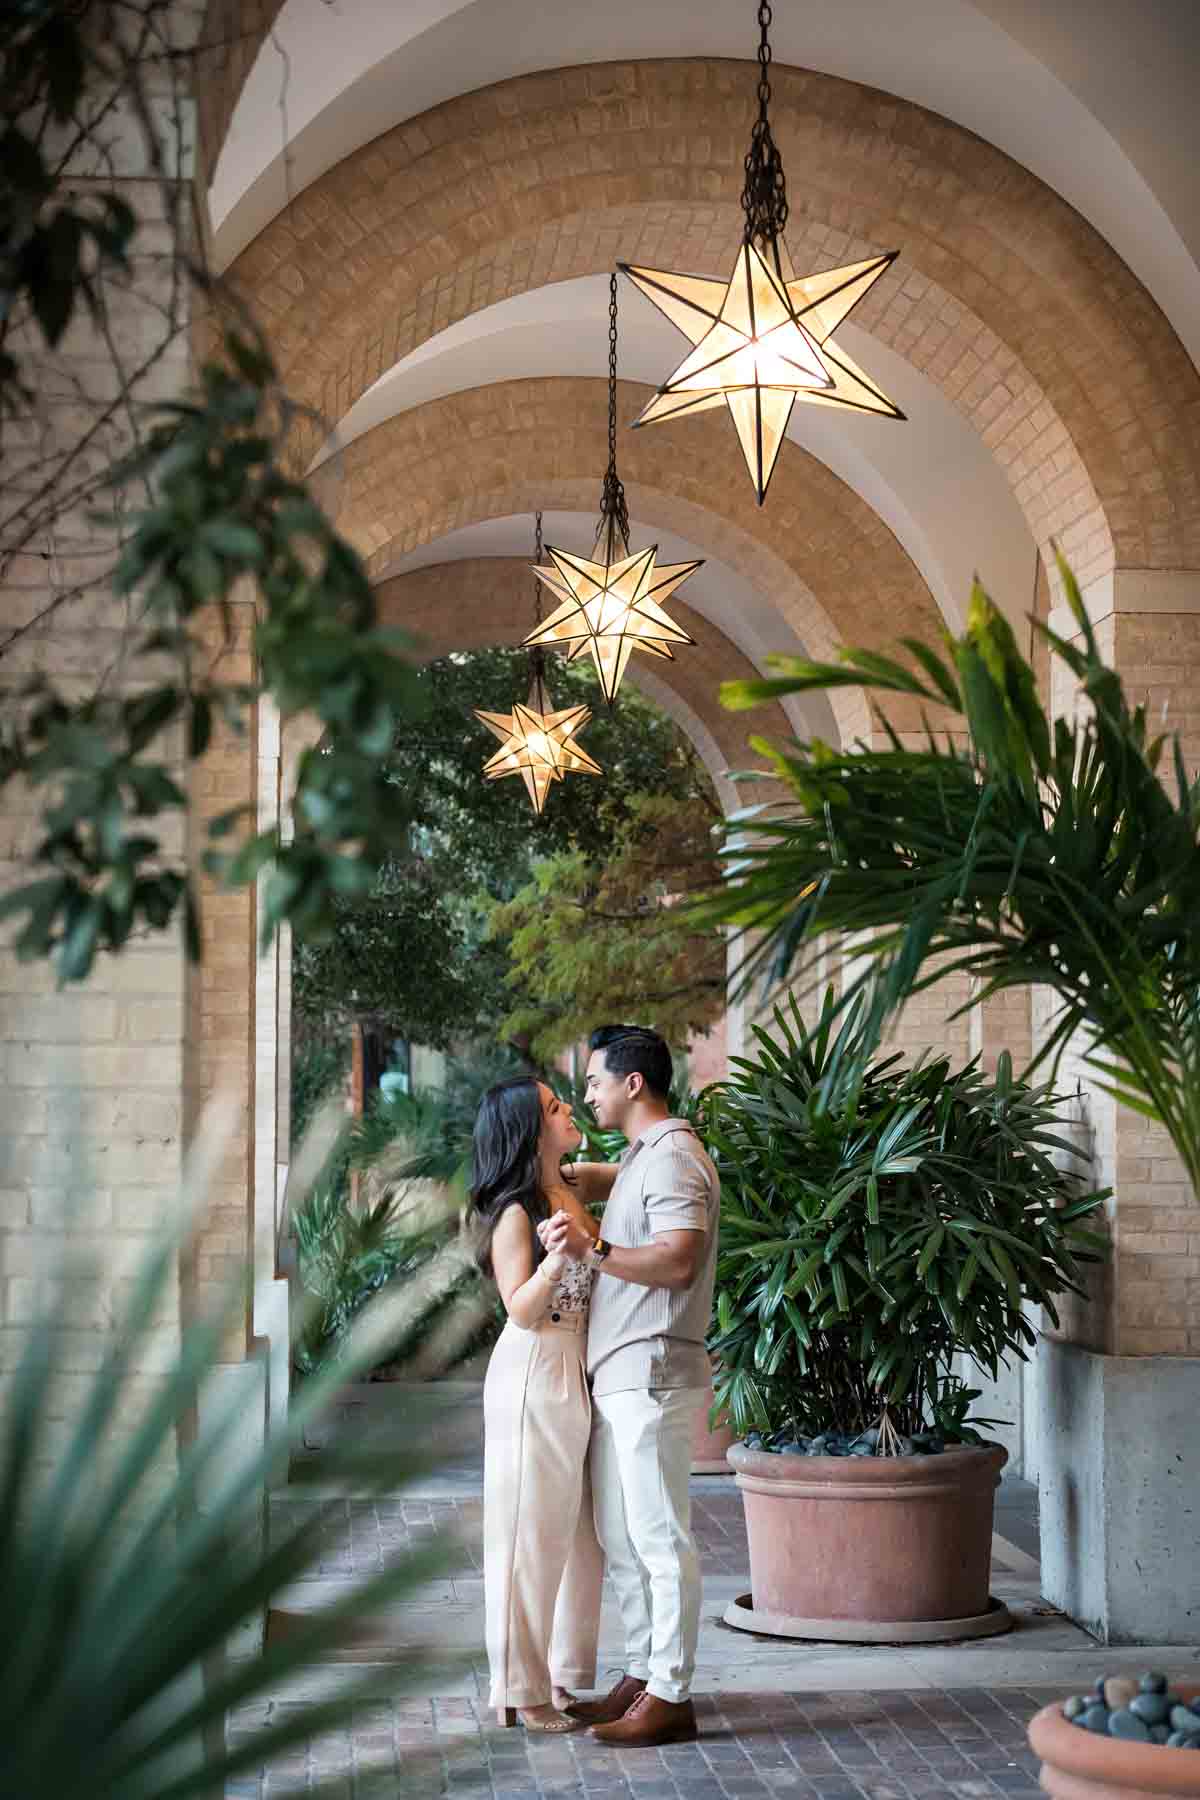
689, 1354, 735, 1473
726, 1440, 1008, 1638
1028, 1688, 1200, 1799
691, 1379, 736, 1473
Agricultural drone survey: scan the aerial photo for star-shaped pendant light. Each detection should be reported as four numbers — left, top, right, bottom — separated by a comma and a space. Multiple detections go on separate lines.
473, 513, 603, 815
526, 538, 700, 707
523, 275, 702, 705
475, 665, 602, 816
618, 1, 904, 505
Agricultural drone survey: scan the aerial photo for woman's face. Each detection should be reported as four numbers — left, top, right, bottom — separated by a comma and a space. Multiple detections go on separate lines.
537, 1082, 582, 1162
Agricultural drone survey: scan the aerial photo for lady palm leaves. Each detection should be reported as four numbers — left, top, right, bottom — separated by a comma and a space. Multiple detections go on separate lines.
708, 991, 1107, 1445
0, 1159, 465, 1798
707, 553, 1200, 1196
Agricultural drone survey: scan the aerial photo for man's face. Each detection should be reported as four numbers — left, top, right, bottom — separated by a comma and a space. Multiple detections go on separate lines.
584, 1048, 636, 1130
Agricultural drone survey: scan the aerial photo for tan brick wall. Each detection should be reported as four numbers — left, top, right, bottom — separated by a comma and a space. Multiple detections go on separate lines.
881, 959, 973, 1068
0, 64, 262, 1410
0, 621, 259, 1378
971, 985, 1033, 1077
0, 197, 193, 1445
221, 59, 1200, 590
1107, 608, 1200, 1353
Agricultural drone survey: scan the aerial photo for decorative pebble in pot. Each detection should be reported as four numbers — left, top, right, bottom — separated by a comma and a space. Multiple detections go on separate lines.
1028, 1672, 1200, 1798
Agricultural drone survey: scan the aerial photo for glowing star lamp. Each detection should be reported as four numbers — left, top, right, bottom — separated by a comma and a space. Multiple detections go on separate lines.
528, 539, 700, 708
523, 274, 702, 705
473, 512, 603, 815
475, 662, 602, 817
618, 2, 904, 505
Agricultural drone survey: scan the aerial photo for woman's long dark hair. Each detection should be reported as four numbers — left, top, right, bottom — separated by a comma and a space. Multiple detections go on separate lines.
470, 1076, 548, 1278
471, 1075, 578, 1277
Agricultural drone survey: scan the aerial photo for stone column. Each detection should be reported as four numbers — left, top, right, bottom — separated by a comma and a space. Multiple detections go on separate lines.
251, 698, 292, 1452
1035, 570, 1200, 1644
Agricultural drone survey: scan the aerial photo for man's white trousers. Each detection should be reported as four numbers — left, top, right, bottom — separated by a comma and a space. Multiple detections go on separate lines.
590, 1386, 706, 1704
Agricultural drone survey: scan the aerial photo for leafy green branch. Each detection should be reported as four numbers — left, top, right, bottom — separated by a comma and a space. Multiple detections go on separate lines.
2, 333, 426, 976
1, 2, 430, 980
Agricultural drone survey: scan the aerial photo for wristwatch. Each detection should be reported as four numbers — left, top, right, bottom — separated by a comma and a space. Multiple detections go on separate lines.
586, 1237, 612, 1272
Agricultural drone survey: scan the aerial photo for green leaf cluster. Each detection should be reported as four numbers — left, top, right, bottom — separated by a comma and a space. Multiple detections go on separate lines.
1, 5, 136, 403
291, 1169, 500, 1379
706, 556, 1200, 1200
707, 989, 1107, 1443
290, 1036, 351, 1149
2, 330, 427, 978
0, 1161, 465, 1797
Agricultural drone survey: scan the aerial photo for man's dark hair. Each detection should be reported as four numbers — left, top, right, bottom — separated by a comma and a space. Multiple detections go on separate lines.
589, 1024, 673, 1101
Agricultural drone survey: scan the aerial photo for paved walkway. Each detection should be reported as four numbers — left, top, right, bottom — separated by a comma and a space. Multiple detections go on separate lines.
230, 1384, 1200, 1798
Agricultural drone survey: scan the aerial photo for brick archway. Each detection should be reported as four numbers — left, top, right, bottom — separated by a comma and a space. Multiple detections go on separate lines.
227, 58, 1200, 593
376, 557, 791, 792
329, 376, 942, 746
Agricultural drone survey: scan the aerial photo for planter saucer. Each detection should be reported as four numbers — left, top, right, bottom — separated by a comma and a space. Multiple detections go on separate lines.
722, 1591, 1012, 1644
691, 1457, 734, 1474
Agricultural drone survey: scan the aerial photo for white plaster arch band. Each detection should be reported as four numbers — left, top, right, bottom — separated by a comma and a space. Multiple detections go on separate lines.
210, 0, 1200, 373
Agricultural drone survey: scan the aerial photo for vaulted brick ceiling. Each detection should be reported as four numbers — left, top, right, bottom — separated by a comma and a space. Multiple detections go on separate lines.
198, 10, 1200, 758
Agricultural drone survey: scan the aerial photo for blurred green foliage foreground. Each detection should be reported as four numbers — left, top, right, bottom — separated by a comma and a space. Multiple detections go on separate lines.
0, 1112, 466, 1799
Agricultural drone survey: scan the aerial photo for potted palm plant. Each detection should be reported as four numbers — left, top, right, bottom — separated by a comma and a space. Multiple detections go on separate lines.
707, 991, 1106, 1641
702, 550, 1200, 1758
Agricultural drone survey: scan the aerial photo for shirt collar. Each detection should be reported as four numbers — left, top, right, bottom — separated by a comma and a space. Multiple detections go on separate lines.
623, 1116, 694, 1162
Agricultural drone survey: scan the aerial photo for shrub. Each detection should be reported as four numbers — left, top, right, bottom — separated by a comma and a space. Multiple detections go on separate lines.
707, 992, 1107, 1449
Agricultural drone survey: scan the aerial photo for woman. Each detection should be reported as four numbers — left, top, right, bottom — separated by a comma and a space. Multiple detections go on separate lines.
474, 1076, 616, 1732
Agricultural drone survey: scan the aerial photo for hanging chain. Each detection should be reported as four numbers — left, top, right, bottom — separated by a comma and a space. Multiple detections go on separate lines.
740, 0, 788, 248
597, 271, 630, 556
532, 508, 544, 625
607, 274, 620, 476
529, 508, 546, 687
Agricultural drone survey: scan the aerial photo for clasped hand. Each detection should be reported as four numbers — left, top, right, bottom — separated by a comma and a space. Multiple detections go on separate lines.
536, 1210, 591, 1275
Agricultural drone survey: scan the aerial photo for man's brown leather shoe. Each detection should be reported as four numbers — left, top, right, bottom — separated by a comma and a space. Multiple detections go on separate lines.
591, 1690, 698, 1746
564, 1673, 646, 1725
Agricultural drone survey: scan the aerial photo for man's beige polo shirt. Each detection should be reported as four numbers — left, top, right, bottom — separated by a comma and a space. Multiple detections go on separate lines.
587, 1117, 720, 1397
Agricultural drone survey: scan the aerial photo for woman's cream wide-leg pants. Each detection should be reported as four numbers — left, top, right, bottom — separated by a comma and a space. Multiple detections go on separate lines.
483, 1313, 604, 1711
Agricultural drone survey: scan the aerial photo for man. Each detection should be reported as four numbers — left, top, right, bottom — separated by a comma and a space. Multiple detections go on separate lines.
539, 1024, 719, 1748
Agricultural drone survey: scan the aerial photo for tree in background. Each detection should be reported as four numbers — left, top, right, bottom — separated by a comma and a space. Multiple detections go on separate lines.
293, 647, 722, 1058
485, 789, 726, 1063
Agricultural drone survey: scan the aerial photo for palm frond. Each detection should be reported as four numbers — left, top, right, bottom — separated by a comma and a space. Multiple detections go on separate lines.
701, 562, 1200, 1199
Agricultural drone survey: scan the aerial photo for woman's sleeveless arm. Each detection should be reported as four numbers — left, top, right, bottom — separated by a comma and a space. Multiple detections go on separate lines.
492, 1203, 562, 1328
